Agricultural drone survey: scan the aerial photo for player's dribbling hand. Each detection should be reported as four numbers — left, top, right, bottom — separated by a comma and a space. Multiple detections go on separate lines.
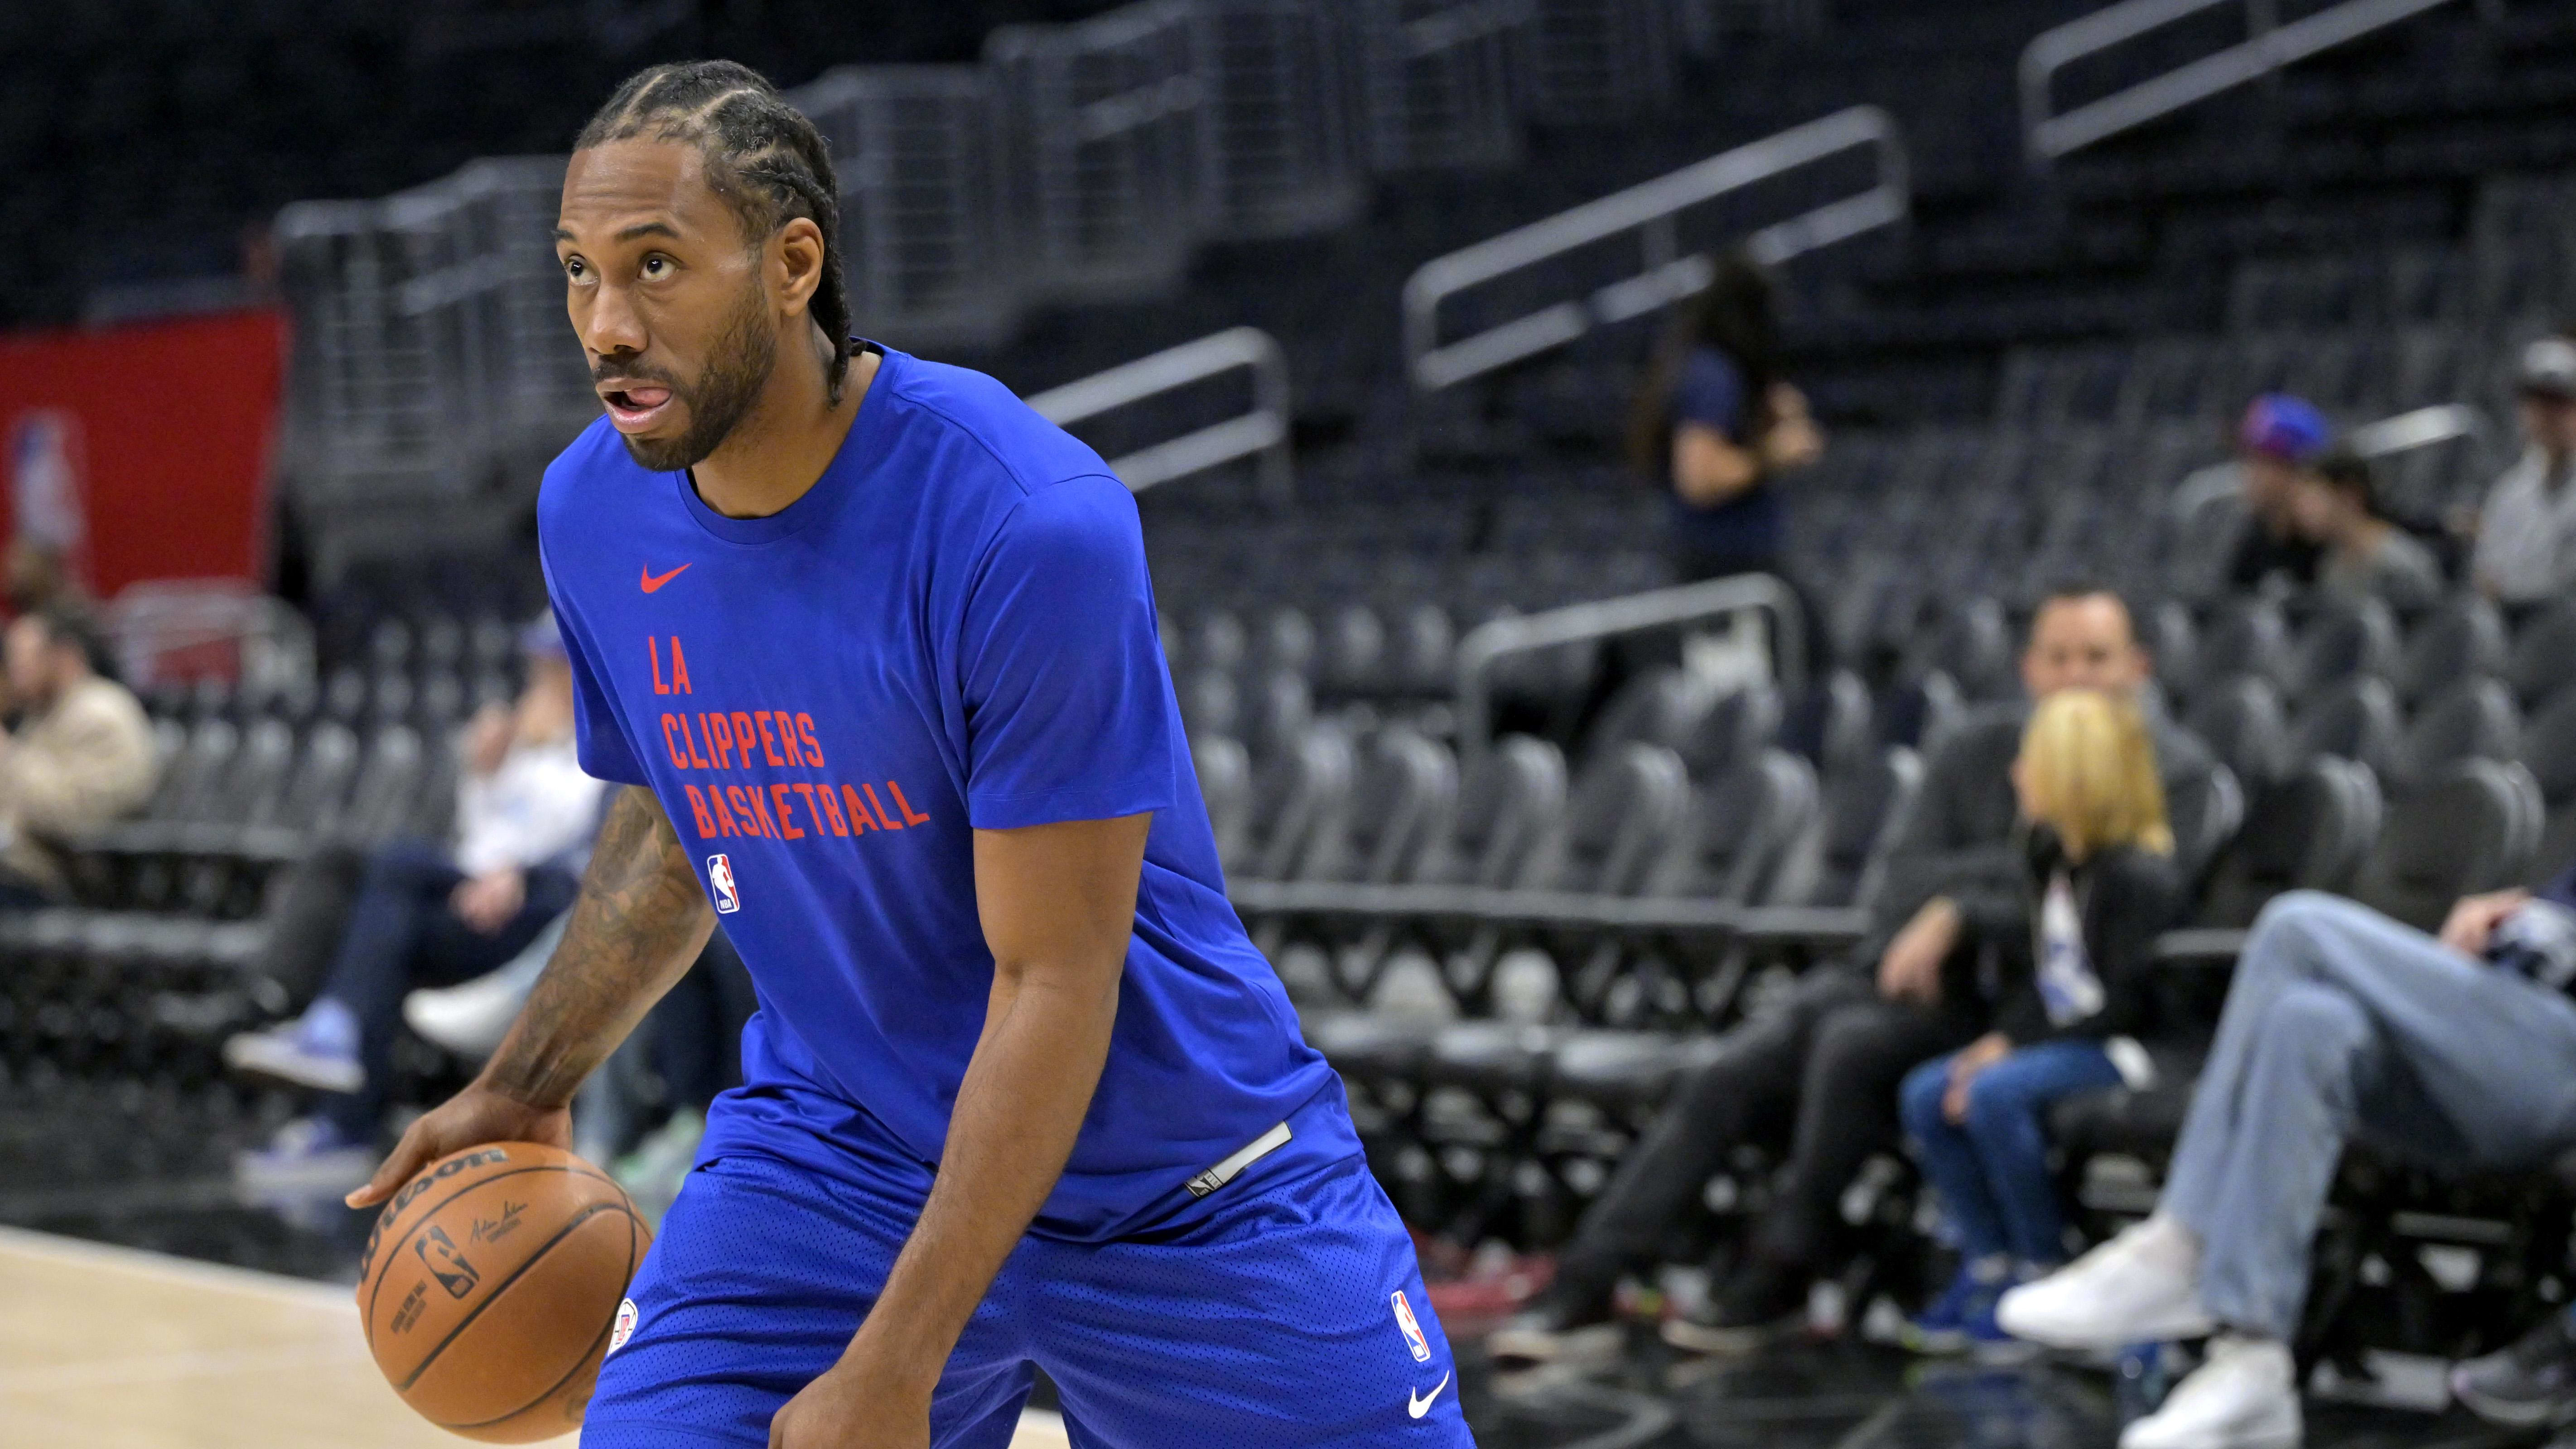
344, 1084, 572, 1209
769, 1358, 932, 1449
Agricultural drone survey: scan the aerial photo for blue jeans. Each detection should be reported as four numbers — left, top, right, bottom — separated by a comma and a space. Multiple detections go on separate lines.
2162, 892, 2576, 1338
1902, 1039, 2122, 1265
317, 838, 579, 1139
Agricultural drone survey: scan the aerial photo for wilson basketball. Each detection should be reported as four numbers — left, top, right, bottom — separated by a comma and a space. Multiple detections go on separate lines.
358, 1141, 650, 1442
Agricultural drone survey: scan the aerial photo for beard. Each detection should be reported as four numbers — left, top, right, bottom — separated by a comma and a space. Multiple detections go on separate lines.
610, 280, 778, 473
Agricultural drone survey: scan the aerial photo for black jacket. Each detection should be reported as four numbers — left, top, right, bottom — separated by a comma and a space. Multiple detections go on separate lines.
1971, 841, 2185, 1047
1872, 699, 2220, 952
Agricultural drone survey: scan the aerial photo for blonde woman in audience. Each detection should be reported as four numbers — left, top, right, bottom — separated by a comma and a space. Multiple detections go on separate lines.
1899, 690, 2183, 1356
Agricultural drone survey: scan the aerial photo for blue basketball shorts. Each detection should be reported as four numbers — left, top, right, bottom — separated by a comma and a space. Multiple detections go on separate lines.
580, 1137, 1475, 1447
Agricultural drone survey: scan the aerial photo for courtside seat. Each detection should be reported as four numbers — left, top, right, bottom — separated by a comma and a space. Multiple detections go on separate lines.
1427, 1020, 1567, 1100
2199, 757, 2384, 927
2350, 758, 2544, 931
1309, 1010, 1443, 1088
1535, 744, 1692, 899
1650, 748, 1820, 904
2048, 1041, 2209, 1168
1550, 1029, 1731, 1117
1806, 746, 1924, 910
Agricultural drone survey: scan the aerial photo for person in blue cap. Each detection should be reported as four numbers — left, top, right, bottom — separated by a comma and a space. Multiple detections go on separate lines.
224, 609, 608, 1189
2224, 392, 2334, 594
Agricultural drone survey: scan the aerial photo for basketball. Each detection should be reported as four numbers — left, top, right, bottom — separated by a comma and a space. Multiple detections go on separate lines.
357, 1141, 651, 1443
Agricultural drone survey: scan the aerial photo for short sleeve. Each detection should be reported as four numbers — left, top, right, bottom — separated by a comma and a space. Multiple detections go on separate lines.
1670, 348, 1747, 440
541, 555, 650, 787
958, 474, 1177, 830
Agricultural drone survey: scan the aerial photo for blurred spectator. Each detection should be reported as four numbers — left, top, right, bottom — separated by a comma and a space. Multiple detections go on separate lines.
2224, 394, 2332, 593
222, 613, 606, 1187
1489, 585, 2217, 1366
2294, 448, 2444, 613
0, 602, 154, 907
1898, 690, 2184, 1357
1626, 251, 1828, 660
2471, 337, 2576, 609
1998, 870, 2576, 1449
4, 537, 84, 617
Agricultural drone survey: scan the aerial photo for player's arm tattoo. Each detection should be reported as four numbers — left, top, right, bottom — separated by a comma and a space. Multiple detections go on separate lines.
481, 784, 714, 1109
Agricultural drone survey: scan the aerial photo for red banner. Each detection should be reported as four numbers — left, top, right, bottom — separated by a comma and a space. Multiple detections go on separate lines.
0, 309, 285, 601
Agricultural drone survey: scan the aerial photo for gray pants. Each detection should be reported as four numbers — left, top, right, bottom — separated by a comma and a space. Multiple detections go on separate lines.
2163, 891, 2576, 1338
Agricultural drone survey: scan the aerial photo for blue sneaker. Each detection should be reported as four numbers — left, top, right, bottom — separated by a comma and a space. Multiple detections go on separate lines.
223, 998, 363, 1093
1963, 1286, 2044, 1363
233, 1115, 377, 1197
1905, 1260, 2007, 1356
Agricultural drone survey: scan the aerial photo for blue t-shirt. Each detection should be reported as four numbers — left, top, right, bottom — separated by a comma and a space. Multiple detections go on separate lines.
1664, 346, 1784, 567
537, 344, 1340, 1239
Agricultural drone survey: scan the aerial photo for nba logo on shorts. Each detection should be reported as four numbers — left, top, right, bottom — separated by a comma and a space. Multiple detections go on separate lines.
1389, 1290, 1432, 1363
707, 854, 740, 914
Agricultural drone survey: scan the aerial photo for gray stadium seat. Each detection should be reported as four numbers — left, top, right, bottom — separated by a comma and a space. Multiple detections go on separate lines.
1179, 667, 1240, 741
1535, 744, 1692, 898
1409, 735, 1569, 889
1194, 735, 1254, 873
2399, 676, 2519, 787
1679, 679, 1784, 781
2287, 596, 2397, 700
2290, 676, 2404, 783
1245, 725, 1359, 883
2198, 757, 2383, 927
2186, 676, 2293, 792
2508, 599, 2576, 707
2518, 691, 2576, 887
2349, 759, 2544, 931
1240, 670, 1315, 763
1805, 746, 1924, 911
1582, 666, 1715, 763
2170, 763, 2244, 889
1650, 747, 1821, 904
1305, 727, 1455, 885
2195, 600, 2294, 700
2397, 595, 2506, 707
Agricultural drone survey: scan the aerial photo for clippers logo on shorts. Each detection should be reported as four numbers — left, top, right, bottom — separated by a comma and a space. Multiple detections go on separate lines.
707, 853, 740, 914
1389, 1290, 1432, 1363
608, 1297, 639, 1354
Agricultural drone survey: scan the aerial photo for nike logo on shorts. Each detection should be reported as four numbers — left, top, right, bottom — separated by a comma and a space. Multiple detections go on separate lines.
641, 563, 691, 593
1406, 1371, 1450, 1420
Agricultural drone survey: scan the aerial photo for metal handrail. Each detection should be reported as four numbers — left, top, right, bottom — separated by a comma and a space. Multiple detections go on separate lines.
2021, 0, 2480, 166
1453, 573, 1807, 755
1400, 106, 1909, 394
1024, 327, 1293, 502
2349, 402, 2489, 459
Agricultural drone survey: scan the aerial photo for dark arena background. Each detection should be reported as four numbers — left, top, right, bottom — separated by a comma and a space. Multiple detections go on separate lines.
4, 1, 2576, 1445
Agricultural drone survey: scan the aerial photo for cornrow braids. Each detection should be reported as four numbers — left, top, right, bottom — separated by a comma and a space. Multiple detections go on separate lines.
577, 62, 856, 404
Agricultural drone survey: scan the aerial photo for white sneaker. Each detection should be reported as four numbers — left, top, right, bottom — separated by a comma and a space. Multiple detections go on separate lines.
2121, 1335, 2302, 1449
1997, 1215, 2214, 1348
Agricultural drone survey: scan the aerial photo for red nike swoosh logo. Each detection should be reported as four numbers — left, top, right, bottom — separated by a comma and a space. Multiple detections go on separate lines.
640, 564, 691, 593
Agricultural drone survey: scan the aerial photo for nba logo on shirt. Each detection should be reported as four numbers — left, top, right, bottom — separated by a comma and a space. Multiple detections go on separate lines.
707, 854, 741, 914
1389, 1290, 1432, 1362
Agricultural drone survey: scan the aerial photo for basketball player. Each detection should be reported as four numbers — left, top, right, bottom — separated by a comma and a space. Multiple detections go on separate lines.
344, 60, 1474, 1449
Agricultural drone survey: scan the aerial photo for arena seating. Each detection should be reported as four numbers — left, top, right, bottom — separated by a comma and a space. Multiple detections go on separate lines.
16, 0, 2576, 1378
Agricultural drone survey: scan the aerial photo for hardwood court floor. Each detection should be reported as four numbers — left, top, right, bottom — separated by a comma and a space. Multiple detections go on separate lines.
0, 1225, 1070, 1449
